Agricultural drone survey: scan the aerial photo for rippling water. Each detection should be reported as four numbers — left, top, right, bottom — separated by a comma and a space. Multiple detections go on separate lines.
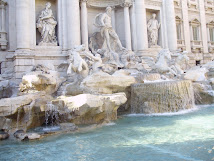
1, 105, 214, 161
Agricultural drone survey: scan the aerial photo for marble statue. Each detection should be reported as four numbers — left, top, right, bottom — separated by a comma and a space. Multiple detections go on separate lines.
144, 49, 177, 75
147, 13, 161, 47
171, 51, 190, 76
36, 2, 57, 46
154, 49, 177, 75
94, 7, 125, 67
95, 7, 124, 52
67, 45, 89, 78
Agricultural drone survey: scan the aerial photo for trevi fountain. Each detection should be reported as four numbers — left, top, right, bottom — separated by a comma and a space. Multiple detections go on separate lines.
1, 0, 214, 160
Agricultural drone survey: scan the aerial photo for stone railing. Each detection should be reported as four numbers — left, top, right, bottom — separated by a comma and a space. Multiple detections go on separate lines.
191, 40, 203, 53
177, 39, 186, 51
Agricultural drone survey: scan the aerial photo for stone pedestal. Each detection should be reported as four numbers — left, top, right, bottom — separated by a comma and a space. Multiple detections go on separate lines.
14, 51, 35, 80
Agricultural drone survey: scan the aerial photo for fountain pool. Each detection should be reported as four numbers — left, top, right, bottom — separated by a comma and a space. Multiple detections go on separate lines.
1, 105, 214, 161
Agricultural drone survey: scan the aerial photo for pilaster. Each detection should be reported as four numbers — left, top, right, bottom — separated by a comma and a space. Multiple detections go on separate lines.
181, 0, 191, 52
80, 0, 89, 49
135, 0, 148, 51
199, 0, 209, 53
0, 0, 7, 50
16, 0, 31, 50
130, 0, 137, 51
122, 1, 132, 50
66, 0, 81, 49
164, 0, 177, 51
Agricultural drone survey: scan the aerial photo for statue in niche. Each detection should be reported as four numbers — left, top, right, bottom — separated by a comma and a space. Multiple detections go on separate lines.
36, 2, 57, 46
94, 6, 125, 67
147, 13, 161, 47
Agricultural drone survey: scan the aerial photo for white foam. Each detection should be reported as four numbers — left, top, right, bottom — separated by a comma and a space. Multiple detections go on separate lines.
104, 122, 116, 126
43, 126, 61, 132
126, 106, 204, 117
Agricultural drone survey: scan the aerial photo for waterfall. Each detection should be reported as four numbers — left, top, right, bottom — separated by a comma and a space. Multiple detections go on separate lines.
44, 102, 60, 128
131, 80, 195, 113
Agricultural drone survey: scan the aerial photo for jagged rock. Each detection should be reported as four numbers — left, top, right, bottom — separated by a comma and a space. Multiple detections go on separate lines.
19, 71, 65, 94
80, 71, 136, 94
0, 80, 18, 99
14, 130, 41, 141
52, 93, 127, 124
184, 67, 208, 82
0, 93, 53, 131
193, 82, 214, 105
0, 129, 9, 140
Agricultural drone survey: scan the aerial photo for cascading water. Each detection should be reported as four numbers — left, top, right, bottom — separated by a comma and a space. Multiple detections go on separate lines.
131, 80, 195, 113
43, 102, 60, 131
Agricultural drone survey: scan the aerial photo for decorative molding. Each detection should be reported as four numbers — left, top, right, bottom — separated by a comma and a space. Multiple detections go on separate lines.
174, 0, 180, 7
121, 1, 132, 8
189, 18, 200, 25
0, 0, 7, 6
205, 0, 214, 11
87, 0, 123, 8
187, 0, 198, 10
207, 20, 214, 27
145, 0, 162, 7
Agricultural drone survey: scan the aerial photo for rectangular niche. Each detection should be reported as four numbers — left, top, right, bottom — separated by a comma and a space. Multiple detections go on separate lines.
146, 9, 162, 47
35, 0, 58, 46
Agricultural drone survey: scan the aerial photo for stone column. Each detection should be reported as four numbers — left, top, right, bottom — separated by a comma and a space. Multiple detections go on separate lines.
111, 7, 116, 30
0, 0, 7, 50
199, 0, 209, 53
16, 0, 30, 49
181, 0, 191, 52
66, 0, 81, 50
61, 0, 68, 51
130, 0, 137, 51
0, 1, 6, 32
57, 0, 63, 47
80, 0, 89, 49
164, 0, 177, 51
122, 2, 132, 50
135, 0, 148, 51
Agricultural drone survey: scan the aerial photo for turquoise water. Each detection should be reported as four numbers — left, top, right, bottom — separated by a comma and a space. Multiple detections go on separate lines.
1, 106, 214, 161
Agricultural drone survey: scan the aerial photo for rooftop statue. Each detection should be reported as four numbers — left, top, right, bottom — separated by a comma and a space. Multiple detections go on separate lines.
36, 2, 57, 46
147, 13, 161, 47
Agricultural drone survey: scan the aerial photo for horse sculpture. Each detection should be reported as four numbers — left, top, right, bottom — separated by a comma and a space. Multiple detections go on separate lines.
153, 49, 177, 75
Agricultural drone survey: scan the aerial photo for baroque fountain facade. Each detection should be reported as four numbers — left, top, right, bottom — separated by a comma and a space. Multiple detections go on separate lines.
0, 0, 214, 141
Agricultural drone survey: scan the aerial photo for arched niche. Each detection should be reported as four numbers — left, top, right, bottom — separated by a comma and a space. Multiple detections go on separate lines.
35, 0, 58, 46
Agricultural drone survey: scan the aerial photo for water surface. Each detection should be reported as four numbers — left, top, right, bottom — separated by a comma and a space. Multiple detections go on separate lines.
1, 105, 214, 161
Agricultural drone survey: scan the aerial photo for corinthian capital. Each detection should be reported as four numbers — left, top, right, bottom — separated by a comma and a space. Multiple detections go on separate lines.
0, 0, 7, 6
121, 0, 132, 7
